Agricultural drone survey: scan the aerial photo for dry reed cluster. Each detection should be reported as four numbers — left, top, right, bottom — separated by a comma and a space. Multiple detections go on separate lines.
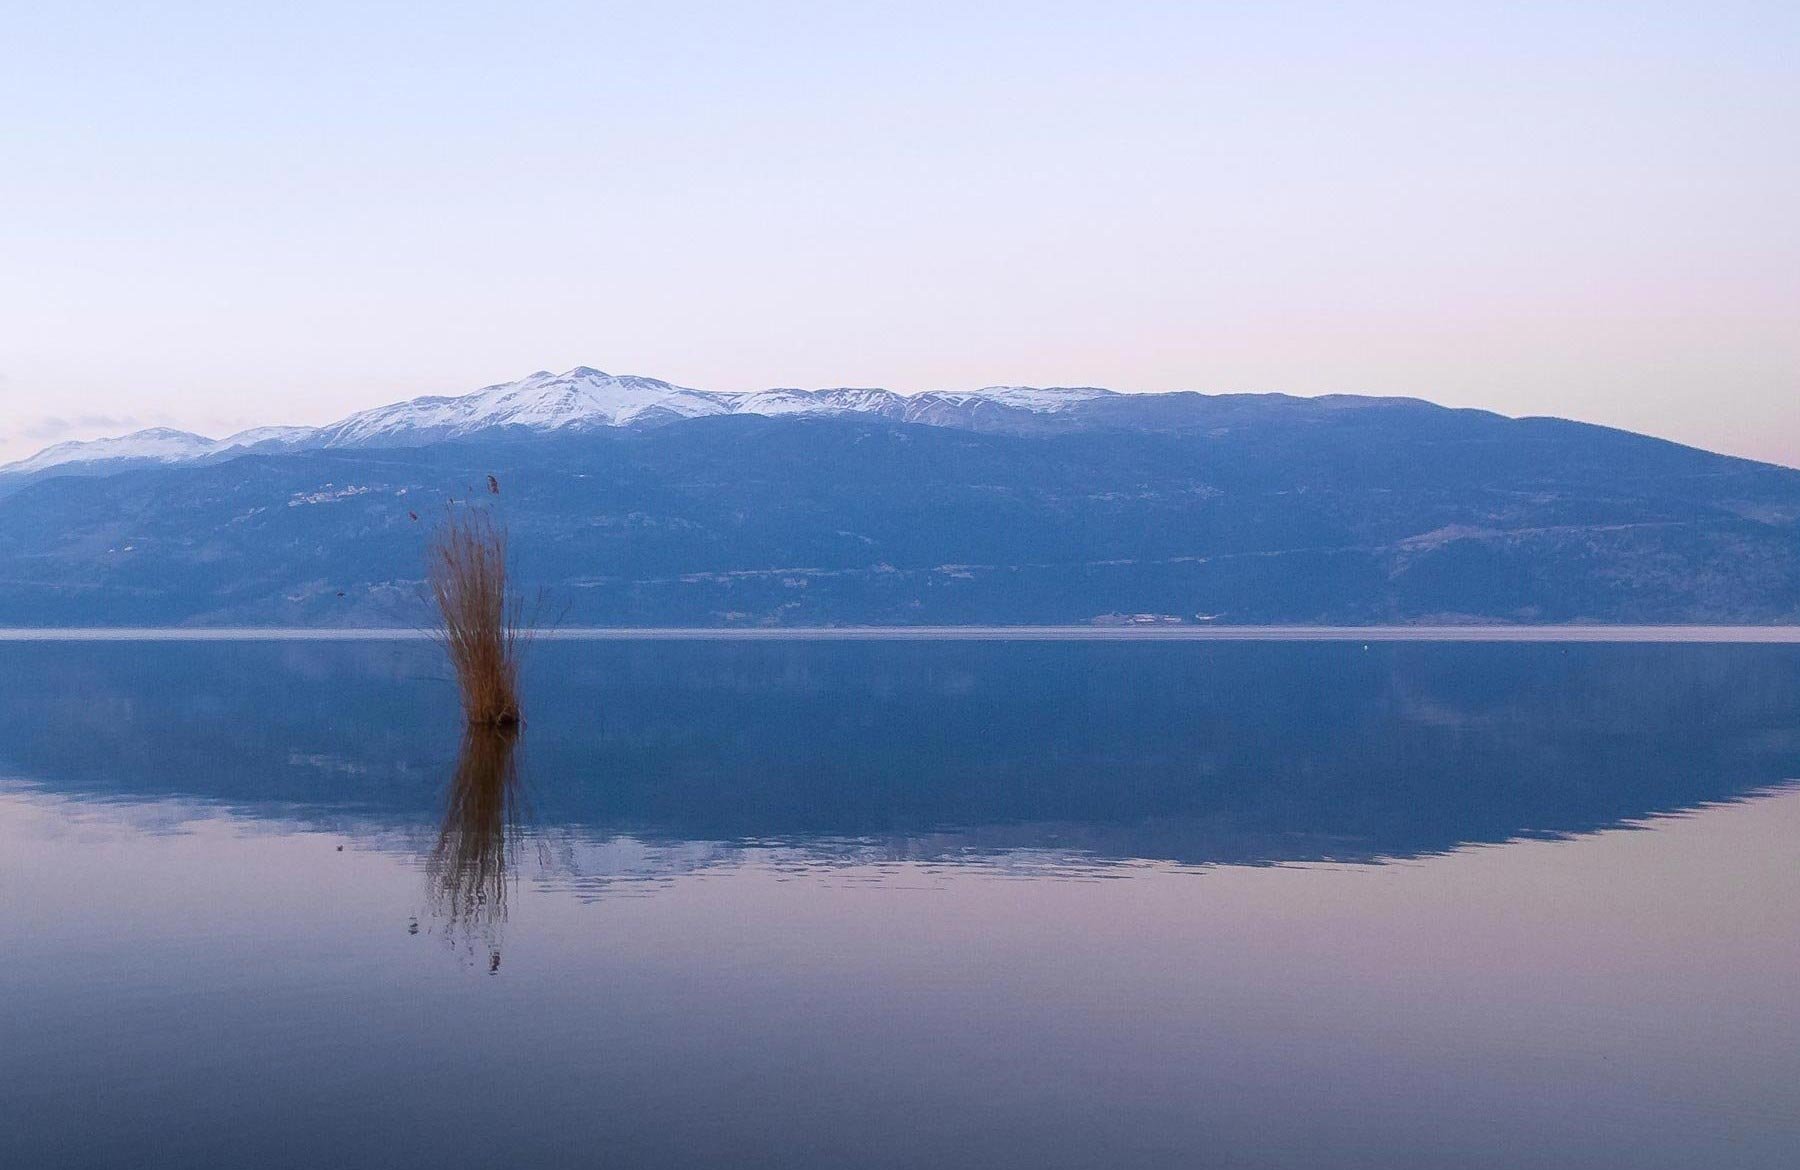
427, 506, 523, 727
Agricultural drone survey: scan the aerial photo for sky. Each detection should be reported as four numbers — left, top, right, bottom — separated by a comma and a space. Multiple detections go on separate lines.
1, 1, 1796, 466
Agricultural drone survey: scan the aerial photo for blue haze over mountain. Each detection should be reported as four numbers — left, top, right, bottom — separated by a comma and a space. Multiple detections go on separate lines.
1, 368, 1796, 626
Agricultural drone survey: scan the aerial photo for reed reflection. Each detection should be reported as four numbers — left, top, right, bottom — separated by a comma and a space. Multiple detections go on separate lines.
427, 726, 524, 970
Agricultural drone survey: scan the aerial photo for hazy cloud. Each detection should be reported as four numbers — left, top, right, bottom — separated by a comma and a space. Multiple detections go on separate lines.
21, 414, 144, 441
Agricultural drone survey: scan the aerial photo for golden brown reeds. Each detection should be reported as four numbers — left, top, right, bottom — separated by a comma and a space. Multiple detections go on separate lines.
427, 506, 523, 727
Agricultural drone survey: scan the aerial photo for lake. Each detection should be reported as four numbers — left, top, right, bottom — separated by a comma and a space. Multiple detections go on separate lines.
3, 637, 1798, 1168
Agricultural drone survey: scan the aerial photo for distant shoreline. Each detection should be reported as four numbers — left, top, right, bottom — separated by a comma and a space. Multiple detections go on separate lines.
3, 626, 1800, 643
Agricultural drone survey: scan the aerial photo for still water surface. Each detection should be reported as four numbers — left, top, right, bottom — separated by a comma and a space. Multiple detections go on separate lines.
2, 640, 1798, 1168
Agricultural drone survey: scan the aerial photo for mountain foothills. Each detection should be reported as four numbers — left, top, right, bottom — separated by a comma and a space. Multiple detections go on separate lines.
1, 367, 1797, 626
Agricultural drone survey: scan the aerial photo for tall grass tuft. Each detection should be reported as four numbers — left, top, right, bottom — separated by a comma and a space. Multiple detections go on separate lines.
428, 506, 523, 728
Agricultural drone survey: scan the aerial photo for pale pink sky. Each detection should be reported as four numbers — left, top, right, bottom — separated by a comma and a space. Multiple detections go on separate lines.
2, 2, 1795, 466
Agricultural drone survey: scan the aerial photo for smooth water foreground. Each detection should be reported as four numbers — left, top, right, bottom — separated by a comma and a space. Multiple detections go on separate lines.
2, 639, 1798, 1169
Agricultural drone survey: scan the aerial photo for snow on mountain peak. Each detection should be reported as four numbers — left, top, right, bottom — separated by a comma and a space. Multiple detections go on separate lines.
930, 386, 1115, 411
216, 425, 316, 451
723, 387, 906, 418
311, 367, 729, 447
1, 427, 220, 475
2, 368, 1144, 478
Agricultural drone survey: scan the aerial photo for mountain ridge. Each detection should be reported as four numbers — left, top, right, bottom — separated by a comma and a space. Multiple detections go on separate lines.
3, 365, 1796, 627
1, 403, 1796, 627
2, 366, 1494, 481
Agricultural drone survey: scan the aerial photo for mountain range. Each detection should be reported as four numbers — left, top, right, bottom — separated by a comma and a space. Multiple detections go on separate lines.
2, 367, 1797, 626
1, 367, 1129, 479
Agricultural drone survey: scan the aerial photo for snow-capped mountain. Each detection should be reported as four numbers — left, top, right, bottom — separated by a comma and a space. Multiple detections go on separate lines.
0, 424, 318, 478
1, 367, 1123, 477
2, 427, 219, 475
310, 368, 730, 447
4, 382, 1799, 628
304, 367, 1117, 448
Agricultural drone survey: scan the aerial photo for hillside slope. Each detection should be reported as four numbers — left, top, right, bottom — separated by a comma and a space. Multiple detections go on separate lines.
0, 401, 1795, 626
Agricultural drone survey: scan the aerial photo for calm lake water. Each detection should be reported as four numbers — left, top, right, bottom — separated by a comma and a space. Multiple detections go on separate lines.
3, 639, 1799, 1168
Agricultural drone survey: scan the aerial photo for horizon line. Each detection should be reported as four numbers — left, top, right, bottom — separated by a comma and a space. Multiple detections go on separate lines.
3, 625, 1799, 644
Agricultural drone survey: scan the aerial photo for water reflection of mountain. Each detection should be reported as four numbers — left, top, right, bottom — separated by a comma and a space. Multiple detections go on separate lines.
2, 640, 1797, 869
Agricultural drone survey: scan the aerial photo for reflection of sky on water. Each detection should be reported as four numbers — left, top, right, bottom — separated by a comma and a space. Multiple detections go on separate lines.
4, 776, 1800, 1169
4, 640, 1800, 1167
